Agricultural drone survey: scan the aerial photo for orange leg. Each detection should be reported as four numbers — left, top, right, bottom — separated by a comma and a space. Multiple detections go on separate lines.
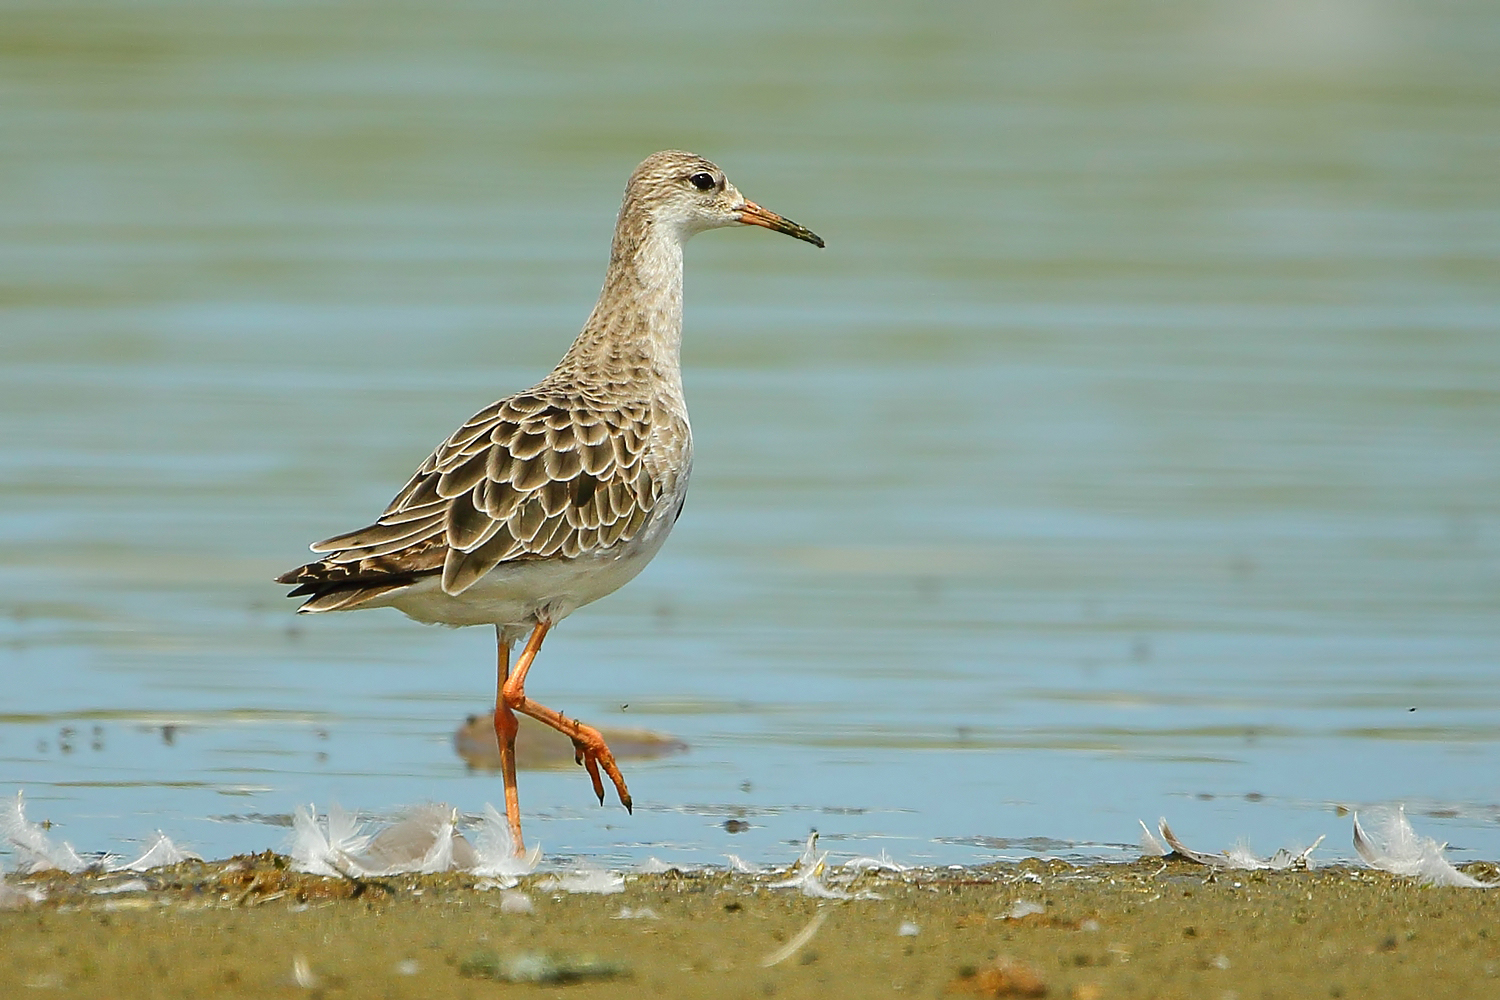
503, 620, 633, 813
492, 626, 525, 853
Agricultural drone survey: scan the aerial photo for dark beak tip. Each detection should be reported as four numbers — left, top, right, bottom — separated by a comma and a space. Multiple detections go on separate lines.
791, 227, 826, 249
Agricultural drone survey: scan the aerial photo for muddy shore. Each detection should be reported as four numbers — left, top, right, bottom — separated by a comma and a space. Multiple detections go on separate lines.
4, 855, 1498, 998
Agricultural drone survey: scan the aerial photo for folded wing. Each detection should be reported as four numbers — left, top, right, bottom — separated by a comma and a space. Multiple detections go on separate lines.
277, 389, 674, 612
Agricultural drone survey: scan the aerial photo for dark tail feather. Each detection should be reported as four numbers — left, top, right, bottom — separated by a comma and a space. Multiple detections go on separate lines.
293, 582, 413, 613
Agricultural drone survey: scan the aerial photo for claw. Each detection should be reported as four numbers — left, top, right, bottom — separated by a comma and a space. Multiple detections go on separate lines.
508, 685, 632, 813
574, 737, 607, 804
499, 619, 634, 829
585, 756, 606, 805
596, 750, 632, 813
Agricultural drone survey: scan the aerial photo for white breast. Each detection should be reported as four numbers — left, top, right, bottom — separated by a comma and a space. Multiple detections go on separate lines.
374, 472, 689, 629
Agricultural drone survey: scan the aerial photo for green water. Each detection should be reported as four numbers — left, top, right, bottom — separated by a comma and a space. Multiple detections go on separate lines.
2, 0, 1497, 866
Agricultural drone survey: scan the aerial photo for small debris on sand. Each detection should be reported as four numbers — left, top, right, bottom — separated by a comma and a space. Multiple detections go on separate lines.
951, 956, 1049, 997
459, 950, 627, 984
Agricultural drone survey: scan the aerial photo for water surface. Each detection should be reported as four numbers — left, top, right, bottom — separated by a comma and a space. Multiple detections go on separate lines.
2, 0, 1498, 868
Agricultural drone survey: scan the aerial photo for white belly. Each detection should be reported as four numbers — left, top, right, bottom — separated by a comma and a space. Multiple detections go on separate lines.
370, 489, 683, 630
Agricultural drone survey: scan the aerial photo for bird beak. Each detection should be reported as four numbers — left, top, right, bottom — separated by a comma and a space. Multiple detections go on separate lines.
738, 200, 825, 248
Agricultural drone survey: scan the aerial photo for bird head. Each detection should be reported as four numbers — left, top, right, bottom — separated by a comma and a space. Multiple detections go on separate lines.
622, 150, 825, 249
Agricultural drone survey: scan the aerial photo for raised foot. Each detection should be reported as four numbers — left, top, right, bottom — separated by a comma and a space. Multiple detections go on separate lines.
500, 617, 633, 815
570, 724, 633, 813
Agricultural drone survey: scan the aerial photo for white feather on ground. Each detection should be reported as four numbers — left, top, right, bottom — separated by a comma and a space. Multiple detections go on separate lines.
7, 791, 203, 874
760, 910, 828, 968
3, 791, 87, 874
498, 890, 534, 913
842, 850, 911, 873
538, 868, 625, 894
1139, 820, 1168, 858
289, 803, 376, 877
1352, 805, 1499, 888
765, 832, 850, 898
1147, 818, 1322, 871
764, 831, 884, 900
289, 802, 539, 879
116, 832, 201, 872
470, 804, 541, 881
362, 804, 473, 874
0, 876, 46, 909
1003, 899, 1046, 919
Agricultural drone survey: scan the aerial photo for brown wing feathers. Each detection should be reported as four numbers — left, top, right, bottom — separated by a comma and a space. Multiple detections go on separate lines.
277, 389, 667, 611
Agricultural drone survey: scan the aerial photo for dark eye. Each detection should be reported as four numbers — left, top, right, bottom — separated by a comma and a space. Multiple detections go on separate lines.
688, 172, 715, 191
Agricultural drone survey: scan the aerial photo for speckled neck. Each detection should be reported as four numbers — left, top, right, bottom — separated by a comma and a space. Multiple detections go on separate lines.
557, 199, 686, 400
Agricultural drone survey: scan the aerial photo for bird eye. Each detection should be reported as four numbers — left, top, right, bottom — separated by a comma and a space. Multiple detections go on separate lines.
688, 172, 716, 191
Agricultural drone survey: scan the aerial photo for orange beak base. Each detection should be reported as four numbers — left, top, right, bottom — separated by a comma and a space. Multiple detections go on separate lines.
738, 200, 825, 248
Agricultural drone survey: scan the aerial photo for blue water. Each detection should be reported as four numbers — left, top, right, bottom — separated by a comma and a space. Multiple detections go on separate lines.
2, 0, 1497, 870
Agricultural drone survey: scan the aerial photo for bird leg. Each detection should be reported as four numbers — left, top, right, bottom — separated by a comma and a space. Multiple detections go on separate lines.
492, 626, 525, 853
502, 619, 633, 813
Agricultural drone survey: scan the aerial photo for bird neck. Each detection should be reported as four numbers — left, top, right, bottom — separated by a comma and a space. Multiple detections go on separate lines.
560, 212, 685, 400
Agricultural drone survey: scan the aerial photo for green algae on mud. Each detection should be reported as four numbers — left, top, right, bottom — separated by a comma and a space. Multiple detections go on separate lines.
3, 856, 1499, 999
